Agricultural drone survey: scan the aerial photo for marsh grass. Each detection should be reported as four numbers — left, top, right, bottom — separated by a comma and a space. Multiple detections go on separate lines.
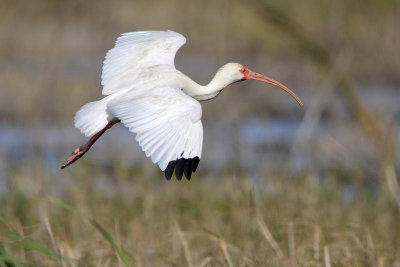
0, 164, 399, 266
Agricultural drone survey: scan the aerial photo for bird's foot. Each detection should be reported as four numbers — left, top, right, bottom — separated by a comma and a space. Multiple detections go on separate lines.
60, 145, 88, 169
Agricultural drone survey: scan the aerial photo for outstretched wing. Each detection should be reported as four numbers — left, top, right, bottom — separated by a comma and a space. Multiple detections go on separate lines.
102, 31, 186, 96
108, 87, 203, 180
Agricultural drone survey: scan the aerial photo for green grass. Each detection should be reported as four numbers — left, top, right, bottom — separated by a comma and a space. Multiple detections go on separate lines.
1, 163, 399, 266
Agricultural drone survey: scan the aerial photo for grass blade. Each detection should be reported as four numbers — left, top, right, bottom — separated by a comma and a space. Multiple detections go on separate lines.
0, 243, 30, 267
49, 196, 133, 266
257, 215, 284, 259
0, 215, 75, 264
174, 222, 194, 267
89, 219, 132, 267
8, 237, 73, 262
48, 197, 79, 214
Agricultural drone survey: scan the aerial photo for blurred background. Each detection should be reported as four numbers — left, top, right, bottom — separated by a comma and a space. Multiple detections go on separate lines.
0, 0, 399, 266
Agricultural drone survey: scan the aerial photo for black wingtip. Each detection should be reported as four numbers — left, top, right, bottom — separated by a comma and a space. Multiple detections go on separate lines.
164, 157, 200, 181
175, 158, 185, 181
192, 157, 200, 172
164, 160, 177, 180
183, 159, 192, 180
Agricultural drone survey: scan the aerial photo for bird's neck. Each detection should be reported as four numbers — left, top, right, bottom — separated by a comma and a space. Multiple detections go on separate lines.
180, 72, 231, 101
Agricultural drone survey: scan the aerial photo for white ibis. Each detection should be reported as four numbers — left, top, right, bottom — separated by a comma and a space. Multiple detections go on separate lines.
61, 30, 303, 180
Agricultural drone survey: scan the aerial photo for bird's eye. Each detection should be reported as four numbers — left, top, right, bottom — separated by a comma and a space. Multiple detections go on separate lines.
241, 68, 246, 73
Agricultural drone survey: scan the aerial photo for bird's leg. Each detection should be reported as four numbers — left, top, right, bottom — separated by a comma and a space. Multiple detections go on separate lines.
61, 118, 120, 169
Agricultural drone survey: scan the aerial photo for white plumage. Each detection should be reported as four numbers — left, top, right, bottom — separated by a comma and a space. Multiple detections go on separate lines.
63, 30, 303, 180
101, 31, 186, 95
108, 86, 203, 171
74, 31, 202, 179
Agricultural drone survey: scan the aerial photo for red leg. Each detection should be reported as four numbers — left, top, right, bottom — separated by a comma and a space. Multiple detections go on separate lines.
61, 119, 120, 169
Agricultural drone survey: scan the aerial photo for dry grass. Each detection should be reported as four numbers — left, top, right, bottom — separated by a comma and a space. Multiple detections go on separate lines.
1, 163, 399, 266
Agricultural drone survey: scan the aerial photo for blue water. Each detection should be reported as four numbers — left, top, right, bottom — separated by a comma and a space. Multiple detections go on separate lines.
0, 118, 303, 172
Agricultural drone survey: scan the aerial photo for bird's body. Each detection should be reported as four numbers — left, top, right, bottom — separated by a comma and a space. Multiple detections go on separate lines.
62, 30, 303, 180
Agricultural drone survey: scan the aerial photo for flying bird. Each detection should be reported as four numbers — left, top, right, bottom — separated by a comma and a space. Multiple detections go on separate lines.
61, 30, 303, 180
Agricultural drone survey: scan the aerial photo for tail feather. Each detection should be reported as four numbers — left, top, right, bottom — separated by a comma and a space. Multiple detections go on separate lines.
74, 100, 111, 137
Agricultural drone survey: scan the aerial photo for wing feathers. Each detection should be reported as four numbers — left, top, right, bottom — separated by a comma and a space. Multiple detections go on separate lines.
102, 31, 186, 95
163, 157, 199, 180
108, 87, 203, 177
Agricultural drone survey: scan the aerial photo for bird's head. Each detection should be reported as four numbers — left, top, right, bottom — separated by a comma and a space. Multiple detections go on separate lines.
216, 62, 303, 106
